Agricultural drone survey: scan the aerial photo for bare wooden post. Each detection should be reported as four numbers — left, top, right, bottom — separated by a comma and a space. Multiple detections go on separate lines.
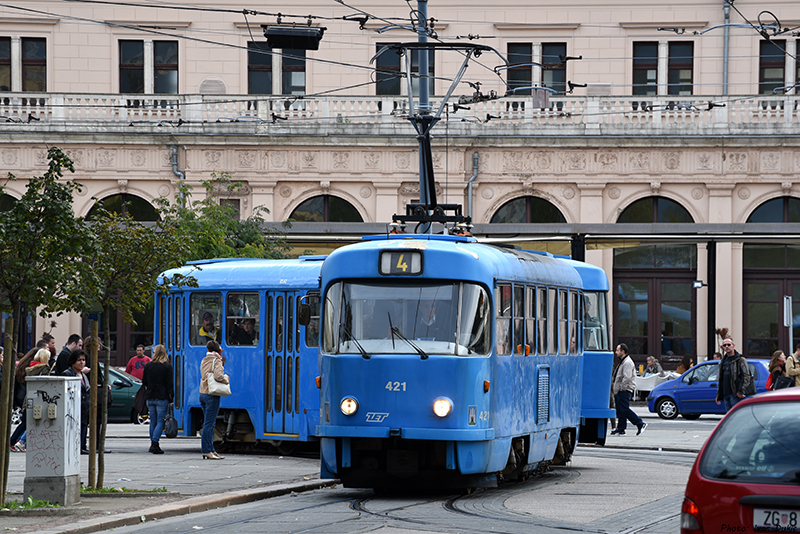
88, 320, 99, 488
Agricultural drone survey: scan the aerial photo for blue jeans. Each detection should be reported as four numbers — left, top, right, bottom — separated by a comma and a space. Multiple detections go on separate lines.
199, 393, 221, 453
723, 394, 741, 412
614, 390, 643, 432
147, 399, 169, 443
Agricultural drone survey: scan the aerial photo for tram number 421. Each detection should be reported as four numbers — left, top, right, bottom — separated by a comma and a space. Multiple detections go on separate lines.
386, 381, 407, 392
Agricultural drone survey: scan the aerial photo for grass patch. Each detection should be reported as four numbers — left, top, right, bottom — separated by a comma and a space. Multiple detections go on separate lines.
3, 496, 61, 510
80, 485, 168, 494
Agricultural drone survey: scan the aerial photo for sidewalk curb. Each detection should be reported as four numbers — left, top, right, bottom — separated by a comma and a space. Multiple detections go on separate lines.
34, 478, 340, 534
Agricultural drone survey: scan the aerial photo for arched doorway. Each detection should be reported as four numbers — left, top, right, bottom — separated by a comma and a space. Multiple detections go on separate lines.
0, 193, 16, 212
742, 196, 800, 357
490, 196, 567, 224
289, 195, 363, 222
83, 193, 158, 365
613, 196, 697, 369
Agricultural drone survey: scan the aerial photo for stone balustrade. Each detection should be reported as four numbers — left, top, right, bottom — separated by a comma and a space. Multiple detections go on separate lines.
1, 93, 798, 135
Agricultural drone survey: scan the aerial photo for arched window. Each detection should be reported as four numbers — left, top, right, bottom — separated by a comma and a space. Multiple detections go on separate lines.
747, 196, 800, 224
86, 193, 159, 222
0, 193, 16, 212
289, 195, 363, 222
490, 196, 566, 224
617, 196, 694, 223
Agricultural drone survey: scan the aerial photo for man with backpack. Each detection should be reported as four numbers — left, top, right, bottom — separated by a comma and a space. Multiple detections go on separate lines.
715, 338, 754, 412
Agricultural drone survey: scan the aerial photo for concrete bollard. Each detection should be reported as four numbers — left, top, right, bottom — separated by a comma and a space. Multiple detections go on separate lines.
23, 376, 81, 506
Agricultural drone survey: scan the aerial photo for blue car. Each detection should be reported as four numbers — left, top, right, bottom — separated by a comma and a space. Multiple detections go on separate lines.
647, 359, 770, 419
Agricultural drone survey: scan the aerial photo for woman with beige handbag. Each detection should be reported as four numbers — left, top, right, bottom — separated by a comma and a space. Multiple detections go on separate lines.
199, 340, 230, 460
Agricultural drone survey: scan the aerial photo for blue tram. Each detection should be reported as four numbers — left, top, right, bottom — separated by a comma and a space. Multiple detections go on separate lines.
154, 257, 323, 453
315, 234, 613, 489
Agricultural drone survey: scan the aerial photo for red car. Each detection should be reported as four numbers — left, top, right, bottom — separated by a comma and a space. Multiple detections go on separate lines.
682, 388, 800, 534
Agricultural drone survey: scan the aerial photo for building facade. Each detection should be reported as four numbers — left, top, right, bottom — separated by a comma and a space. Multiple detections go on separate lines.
1, 1, 800, 366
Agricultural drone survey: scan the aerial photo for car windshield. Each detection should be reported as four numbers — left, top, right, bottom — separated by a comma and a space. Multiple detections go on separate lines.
322, 281, 490, 356
699, 401, 800, 485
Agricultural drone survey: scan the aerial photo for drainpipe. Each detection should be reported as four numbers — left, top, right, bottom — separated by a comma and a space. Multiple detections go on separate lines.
171, 146, 185, 207
723, 1, 730, 95
467, 151, 479, 218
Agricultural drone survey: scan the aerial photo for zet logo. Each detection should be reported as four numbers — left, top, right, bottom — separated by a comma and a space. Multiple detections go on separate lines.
365, 412, 389, 423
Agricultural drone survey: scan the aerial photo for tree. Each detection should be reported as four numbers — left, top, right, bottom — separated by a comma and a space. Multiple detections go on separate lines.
0, 147, 97, 505
159, 171, 292, 261
82, 207, 194, 488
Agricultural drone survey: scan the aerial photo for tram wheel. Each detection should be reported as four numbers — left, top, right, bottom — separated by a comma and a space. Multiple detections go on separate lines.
276, 442, 298, 455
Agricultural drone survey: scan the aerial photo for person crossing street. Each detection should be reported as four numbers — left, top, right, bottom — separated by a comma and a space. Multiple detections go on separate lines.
610, 343, 647, 436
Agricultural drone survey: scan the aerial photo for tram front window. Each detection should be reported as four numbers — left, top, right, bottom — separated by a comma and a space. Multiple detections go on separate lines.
322, 282, 490, 356
583, 291, 609, 351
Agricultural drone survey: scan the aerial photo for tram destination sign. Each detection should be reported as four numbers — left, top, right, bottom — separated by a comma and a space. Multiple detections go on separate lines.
380, 251, 423, 276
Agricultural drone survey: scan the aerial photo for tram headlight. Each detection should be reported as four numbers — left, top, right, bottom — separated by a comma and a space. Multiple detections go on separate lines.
340, 396, 359, 416
432, 397, 453, 418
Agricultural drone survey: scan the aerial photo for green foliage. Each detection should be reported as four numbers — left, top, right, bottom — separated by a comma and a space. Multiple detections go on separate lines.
80, 484, 168, 494
3, 496, 61, 509
156, 171, 291, 261
0, 147, 98, 317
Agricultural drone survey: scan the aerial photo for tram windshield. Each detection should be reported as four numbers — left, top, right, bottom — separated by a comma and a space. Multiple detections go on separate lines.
322, 281, 490, 356
583, 291, 609, 351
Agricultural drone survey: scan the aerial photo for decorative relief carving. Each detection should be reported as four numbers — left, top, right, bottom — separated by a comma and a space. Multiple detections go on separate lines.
432, 153, 443, 169
782, 182, 793, 194
691, 187, 704, 200
478, 153, 490, 173
271, 152, 286, 168
607, 186, 621, 199
117, 179, 128, 192
565, 153, 586, 170
364, 152, 380, 169
395, 153, 411, 170
34, 150, 48, 166
301, 152, 317, 168
2, 149, 17, 165
481, 187, 494, 200
400, 182, 441, 197
597, 153, 617, 170
762, 152, 780, 171
360, 186, 372, 199
280, 185, 292, 198
204, 150, 221, 169
630, 152, 650, 171
738, 187, 751, 200
504, 152, 523, 171
98, 149, 116, 167
130, 150, 146, 167
650, 181, 661, 195
664, 152, 680, 171
727, 153, 747, 171
237, 151, 256, 168
158, 185, 171, 197
332, 152, 349, 169
66, 149, 85, 167
535, 152, 553, 170
563, 187, 575, 200
74, 181, 87, 196
320, 181, 330, 193
162, 151, 172, 167
697, 153, 714, 170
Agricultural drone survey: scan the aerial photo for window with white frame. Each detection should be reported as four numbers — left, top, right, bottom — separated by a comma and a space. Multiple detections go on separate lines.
119, 40, 178, 94
0, 36, 47, 92
633, 40, 694, 97
247, 41, 306, 95
506, 42, 566, 95
375, 43, 434, 96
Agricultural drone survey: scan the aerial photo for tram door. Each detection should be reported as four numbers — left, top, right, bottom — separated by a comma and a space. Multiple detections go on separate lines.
158, 293, 184, 430
265, 291, 301, 436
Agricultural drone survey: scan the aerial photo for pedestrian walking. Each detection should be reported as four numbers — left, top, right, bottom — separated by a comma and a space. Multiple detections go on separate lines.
62, 349, 91, 453
610, 343, 646, 436
786, 344, 800, 388
199, 340, 228, 460
767, 350, 786, 390
125, 345, 151, 380
715, 338, 753, 412
141, 344, 173, 454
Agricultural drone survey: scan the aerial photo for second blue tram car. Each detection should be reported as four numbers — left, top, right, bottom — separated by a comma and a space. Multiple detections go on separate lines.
155, 257, 323, 453
315, 234, 613, 489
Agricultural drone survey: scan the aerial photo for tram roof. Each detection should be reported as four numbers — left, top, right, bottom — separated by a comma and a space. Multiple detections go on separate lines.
159, 256, 324, 290
322, 234, 586, 288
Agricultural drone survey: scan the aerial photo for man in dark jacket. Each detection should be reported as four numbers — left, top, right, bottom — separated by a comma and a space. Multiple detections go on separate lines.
715, 338, 752, 412
52, 334, 83, 376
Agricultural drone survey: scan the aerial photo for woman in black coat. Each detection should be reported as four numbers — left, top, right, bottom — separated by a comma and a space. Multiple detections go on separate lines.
62, 349, 91, 454
141, 344, 174, 454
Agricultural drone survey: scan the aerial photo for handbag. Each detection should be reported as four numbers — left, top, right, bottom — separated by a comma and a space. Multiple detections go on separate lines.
163, 404, 178, 438
133, 386, 148, 416
774, 375, 794, 390
207, 359, 231, 397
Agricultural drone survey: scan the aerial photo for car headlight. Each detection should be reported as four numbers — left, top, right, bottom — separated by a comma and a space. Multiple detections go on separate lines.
432, 397, 452, 418
340, 396, 358, 415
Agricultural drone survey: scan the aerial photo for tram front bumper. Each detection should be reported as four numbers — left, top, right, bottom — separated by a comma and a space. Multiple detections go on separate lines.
317, 425, 495, 440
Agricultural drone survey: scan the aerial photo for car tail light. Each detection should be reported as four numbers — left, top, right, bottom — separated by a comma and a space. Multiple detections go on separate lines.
680, 497, 703, 534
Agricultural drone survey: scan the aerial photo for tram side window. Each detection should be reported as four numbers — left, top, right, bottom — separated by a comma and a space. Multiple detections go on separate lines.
526, 286, 536, 355
159, 296, 167, 346
513, 285, 526, 355
537, 287, 547, 355
569, 291, 579, 354
226, 292, 260, 346
190, 293, 222, 346
548, 288, 557, 354
305, 292, 321, 348
458, 284, 490, 355
559, 289, 568, 355
496, 284, 512, 355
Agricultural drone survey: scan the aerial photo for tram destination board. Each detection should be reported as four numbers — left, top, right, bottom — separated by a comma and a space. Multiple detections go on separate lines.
380, 251, 422, 276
